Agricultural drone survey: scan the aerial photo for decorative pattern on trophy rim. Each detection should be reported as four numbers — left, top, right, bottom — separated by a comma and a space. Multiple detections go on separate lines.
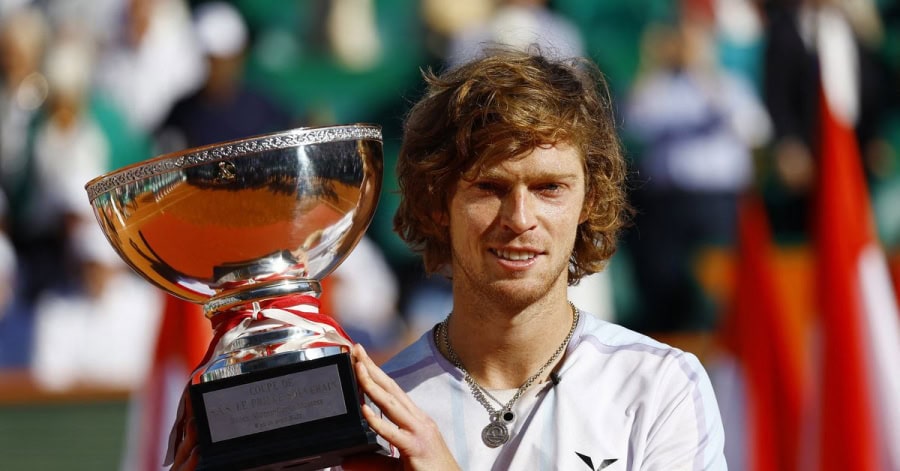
85, 124, 382, 201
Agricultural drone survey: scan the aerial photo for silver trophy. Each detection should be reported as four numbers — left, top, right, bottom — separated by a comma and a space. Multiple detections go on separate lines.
85, 124, 385, 470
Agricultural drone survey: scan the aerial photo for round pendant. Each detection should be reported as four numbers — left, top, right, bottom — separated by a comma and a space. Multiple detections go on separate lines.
482, 421, 509, 448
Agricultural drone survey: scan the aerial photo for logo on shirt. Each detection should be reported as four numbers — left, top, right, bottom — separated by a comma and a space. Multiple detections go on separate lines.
575, 452, 617, 470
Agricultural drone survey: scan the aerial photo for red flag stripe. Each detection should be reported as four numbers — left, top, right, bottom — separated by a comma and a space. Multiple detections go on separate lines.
720, 195, 809, 471
814, 86, 882, 471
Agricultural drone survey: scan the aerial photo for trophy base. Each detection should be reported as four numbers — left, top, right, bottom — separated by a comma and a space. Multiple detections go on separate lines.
190, 353, 386, 471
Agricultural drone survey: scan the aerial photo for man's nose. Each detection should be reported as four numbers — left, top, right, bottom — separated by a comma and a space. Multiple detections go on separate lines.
500, 188, 537, 233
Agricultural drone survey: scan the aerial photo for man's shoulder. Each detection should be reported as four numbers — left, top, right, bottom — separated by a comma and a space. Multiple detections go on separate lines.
575, 313, 704, 374
574, 313, 722, 432
578, 313, 672, 352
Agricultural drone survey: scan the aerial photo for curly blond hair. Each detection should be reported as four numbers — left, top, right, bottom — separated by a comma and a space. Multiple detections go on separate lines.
394, 48, 629, 284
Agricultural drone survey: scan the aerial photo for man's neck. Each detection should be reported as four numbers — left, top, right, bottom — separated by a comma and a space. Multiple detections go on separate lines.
441, 292, 576, 389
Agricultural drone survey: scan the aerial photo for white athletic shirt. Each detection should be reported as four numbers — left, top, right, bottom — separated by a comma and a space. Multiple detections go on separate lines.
381, 310, 727, 470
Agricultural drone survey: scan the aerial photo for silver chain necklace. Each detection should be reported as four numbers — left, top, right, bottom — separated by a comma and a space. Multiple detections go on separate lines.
437, 302, 579, 448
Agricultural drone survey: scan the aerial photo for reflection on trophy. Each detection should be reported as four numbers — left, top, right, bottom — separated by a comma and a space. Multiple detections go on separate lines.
85, 124, 386, 470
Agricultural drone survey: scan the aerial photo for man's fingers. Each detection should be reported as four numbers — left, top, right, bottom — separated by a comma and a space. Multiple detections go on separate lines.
182, 388, 193, 418
355, 358, 418, 431
181, 447, 199, 471
361, 402, 411, 447
353, 344, 422, 416
352, 345, 459, 469
172, 416, 198, 469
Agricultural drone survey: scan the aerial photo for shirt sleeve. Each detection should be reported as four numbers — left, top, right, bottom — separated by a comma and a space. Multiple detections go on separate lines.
641, 351, 728, 471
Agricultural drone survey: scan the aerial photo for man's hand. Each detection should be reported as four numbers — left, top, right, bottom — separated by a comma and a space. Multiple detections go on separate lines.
346, 344, 460, 471
170, 392, 199, 471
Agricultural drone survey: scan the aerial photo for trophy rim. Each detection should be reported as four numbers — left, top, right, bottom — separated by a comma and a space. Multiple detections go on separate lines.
84, 123, 382, 202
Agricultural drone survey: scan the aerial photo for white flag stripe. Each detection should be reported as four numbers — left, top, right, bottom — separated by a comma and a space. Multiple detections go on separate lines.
858, 245, 900, 470
817, 6, 859, 127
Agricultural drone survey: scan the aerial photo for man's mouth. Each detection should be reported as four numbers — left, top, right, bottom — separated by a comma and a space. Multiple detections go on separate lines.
490, 248, 539, 261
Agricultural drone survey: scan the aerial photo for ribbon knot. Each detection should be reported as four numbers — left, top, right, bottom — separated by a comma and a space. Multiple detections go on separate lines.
204, 294, 353, 368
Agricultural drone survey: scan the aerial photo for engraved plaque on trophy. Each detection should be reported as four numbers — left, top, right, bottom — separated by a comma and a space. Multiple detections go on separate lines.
85, 125, 386, 470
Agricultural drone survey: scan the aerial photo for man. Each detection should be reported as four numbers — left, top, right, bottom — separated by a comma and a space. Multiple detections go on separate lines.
346, 49, 726, 470
173, 48, 726, 470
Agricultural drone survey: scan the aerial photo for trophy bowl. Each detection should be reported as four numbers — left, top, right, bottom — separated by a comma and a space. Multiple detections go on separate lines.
85, 124, 386, 470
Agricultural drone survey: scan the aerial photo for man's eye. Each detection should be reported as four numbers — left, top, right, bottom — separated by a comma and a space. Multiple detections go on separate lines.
538, 183, 562, 193
475, 182, 500, 192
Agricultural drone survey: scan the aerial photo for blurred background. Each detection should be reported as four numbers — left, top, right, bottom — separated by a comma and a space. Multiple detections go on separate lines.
0, 0, 898, 469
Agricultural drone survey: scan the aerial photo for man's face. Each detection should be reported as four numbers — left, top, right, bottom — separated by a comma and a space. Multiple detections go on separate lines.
446, 143, 588, 309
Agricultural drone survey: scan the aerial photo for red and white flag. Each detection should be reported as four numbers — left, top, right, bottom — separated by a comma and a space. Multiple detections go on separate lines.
716, 195, 811, 471
814, 9, 900, 469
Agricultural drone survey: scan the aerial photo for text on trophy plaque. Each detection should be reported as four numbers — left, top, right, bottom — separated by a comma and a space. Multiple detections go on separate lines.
202, 364, 347, 442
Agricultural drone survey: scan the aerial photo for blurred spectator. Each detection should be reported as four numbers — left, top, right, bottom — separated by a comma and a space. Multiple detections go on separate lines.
40, 0, 125, 37
93, 0, 204, 134
420, 0, 494, 60
0, 5, 49, 207
31, 221, 163, 391
0, 214, 33, 369
33, 31, 108, 223
325, 0, 383, 71
9, 28, 111, 301
445, 0, 584, 67
155, 1, 293, 152
715, 0, 766, 82
623, 10, 772, 333
762, 0, 891, 237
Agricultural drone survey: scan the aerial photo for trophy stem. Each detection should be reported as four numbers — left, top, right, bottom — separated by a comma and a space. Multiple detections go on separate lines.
204, 279, 323, 318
